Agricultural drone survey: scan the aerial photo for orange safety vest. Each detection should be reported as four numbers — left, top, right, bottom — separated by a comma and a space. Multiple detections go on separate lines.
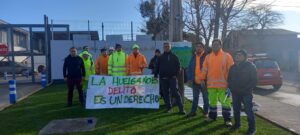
200, 49, 234, 88
126, 53, 147, 76
95, 54, 109, 75
195, 51, 204, 84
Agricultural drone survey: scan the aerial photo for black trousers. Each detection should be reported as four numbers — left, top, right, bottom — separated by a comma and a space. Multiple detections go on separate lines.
67, 78, 84, 106
160, 77, 184, 111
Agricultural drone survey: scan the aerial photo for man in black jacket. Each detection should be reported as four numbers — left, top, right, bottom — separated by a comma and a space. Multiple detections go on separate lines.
228, 50, 257, 135
63, 47, 86, 107
154, 42, 185, 114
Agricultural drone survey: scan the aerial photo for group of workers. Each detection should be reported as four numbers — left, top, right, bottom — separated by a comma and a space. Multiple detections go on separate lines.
62, 39, 257, 135
184, 39, 257, 135
63, 44, 148, 107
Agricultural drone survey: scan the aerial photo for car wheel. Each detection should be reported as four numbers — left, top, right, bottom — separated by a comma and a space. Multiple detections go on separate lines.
273, 84, 282, 90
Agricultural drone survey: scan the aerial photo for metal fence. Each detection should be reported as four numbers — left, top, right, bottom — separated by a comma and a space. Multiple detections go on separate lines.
52, 20, 144, 41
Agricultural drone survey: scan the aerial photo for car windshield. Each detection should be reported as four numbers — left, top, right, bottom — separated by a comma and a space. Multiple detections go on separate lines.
254, 60, 279, 69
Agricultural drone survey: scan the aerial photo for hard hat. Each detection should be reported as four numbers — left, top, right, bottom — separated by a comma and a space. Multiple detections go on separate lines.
109, 47, 114, 50
82, 51, 89, 55
132, 44, 140, 49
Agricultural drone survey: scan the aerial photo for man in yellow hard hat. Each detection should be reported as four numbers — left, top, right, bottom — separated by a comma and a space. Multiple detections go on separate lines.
127, 44, 147, 76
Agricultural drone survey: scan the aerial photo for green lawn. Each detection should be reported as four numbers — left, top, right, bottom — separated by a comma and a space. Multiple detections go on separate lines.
0, 84, 292, 135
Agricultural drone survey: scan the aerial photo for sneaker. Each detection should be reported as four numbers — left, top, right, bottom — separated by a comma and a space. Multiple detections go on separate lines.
246, 130, 256, 135
203, 113, 208, 118
205, 117, 216, 122
186, 112, 196, 118
166, 109, 173, 113
225, 121, 233, 127
178, 110, 186, 115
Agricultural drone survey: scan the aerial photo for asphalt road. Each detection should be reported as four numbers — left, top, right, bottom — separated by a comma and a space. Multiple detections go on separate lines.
254, 71, 300, 108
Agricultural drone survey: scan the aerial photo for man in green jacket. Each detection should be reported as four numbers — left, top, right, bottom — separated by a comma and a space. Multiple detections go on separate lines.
108, 44, 127, 76
79, 46, 93, 61
81, 51, 95, 91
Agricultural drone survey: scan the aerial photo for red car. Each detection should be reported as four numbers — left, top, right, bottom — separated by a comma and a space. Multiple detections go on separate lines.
249, 56, 283, 90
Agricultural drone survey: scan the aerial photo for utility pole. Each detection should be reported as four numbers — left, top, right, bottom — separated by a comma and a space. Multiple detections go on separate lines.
169, 0, 184, 103
214, 0, 221, 39
169, 0, 183, 42
101, 22, 104, 41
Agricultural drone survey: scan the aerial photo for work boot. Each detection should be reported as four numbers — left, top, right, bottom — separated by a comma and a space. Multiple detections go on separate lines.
166, 109, 173, 113
205, 117, 216, 122
186, 112, 196, 118
230, 125, 240, 131
178, 110, 186, 115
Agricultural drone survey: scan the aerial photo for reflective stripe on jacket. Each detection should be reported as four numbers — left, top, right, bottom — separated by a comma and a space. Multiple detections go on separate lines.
200, 49, 234, 88
108, 51, 127, 76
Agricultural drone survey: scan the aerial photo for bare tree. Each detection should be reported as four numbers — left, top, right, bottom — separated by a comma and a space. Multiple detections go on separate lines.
205, 0, 253, 40
219, 0, 254, 41
183, 0, 214, 47
239, 4, 284, 30
237, 4, 284, 53
184, 0, 253, 46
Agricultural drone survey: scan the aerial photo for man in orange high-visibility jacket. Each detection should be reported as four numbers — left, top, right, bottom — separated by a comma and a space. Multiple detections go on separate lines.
200, 39, 234, 127
127, 44, 147, 76
95, 48, 110, 75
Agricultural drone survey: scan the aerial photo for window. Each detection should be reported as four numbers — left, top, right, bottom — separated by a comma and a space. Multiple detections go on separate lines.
254, 60, 279, 69
0, 30, 8, 44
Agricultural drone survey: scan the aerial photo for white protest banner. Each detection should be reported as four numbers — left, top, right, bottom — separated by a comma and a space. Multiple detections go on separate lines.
85, 75, 160, 109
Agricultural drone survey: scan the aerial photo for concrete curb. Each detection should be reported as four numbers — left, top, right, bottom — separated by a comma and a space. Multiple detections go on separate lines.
0, 83, 52, 111
255, 113, 299, 135
184, 85, 299, 135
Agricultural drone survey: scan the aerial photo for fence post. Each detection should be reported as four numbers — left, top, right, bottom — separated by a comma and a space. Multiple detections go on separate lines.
25, 70, 29, 78
41, 73, 47, 88
9, 80, 17, 104
3, 72, 7, 80
102, 22, 104, 41
131, 21, 133, 41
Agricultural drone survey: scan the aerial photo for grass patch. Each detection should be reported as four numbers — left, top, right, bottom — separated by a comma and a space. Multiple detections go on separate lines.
0, 84, 292, 135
